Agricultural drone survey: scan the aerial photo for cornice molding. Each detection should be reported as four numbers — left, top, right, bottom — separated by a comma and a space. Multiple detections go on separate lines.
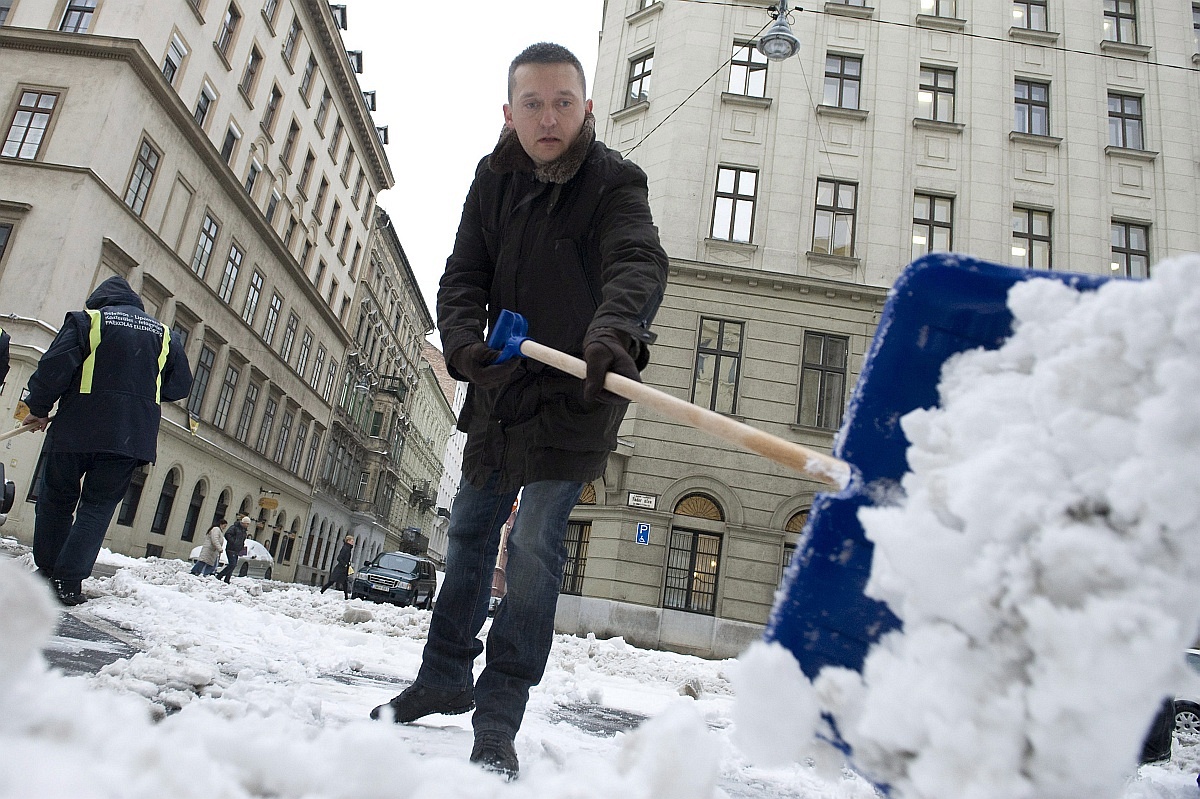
668, 257, 887, 304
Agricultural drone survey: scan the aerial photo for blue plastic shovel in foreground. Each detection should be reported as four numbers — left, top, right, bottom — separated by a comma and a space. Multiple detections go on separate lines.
486, 311, 851, 490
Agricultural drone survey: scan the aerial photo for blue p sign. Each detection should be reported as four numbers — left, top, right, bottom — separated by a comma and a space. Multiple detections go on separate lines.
635, 523, 650, 545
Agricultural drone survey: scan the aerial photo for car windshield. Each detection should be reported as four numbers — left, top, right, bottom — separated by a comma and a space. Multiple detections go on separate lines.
376, 553, 418, 574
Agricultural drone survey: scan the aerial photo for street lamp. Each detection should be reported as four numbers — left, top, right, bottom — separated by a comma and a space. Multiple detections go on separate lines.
757, 1, 801, 61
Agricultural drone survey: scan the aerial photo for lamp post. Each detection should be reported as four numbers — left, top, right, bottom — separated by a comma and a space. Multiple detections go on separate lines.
757, 1, 802, 61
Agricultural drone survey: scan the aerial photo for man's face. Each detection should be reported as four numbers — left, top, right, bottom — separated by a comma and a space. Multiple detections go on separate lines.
503, 62, 592, 167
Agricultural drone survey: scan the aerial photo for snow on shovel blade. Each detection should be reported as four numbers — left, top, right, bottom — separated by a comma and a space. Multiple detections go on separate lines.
765, 253, 1109, 747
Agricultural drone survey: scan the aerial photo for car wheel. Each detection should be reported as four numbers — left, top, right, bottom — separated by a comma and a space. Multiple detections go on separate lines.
239, 562, 249, 577
1175, 702, 1200, 739
264, 567, 273, 580
421, 593, 434, 611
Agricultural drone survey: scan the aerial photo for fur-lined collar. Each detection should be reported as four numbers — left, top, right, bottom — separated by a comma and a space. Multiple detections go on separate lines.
488, 113, 596, 184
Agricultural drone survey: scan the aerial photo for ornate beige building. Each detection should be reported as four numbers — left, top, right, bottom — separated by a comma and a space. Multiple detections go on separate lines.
0, 0, 401, 579
556, 0, 1200, 657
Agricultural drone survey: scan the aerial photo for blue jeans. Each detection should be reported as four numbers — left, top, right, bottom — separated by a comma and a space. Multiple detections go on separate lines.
190, 560, 217, 576
416, 475, 583, 739
33, 451, 138, 583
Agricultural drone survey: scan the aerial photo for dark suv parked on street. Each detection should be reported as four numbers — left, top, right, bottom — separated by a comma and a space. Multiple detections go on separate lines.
350, 552, 438, 608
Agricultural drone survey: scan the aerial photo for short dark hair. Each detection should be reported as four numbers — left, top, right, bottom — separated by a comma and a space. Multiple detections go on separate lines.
508, 42, 587, 102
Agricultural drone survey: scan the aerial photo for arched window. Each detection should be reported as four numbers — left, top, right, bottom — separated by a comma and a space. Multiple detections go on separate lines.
302, 516, 318, 565
674, 493, 724, 521
180, 480, 207, 542
150, 469, 180, 535
117, 466, 149, 527
577, 483, 597, 505
212, 489, 231, 527
785, 509, 809, 533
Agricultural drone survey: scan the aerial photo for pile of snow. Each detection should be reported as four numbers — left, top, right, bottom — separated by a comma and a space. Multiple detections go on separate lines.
735, 255, 1200, 798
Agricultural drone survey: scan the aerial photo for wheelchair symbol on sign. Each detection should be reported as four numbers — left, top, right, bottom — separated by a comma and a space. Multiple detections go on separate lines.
635, 523, 650, 545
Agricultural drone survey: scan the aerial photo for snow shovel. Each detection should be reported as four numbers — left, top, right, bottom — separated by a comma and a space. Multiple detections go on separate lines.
486, 311, 852, 490
764, 253, 1109, 751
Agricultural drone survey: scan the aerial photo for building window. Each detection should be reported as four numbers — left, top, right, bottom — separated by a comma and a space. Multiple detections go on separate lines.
1012, 207, 1052, 269
235, 381, 259, 443
213, 364, 240, 429
299, 55, 317, 100
313, 177, 329, 218
352, 168, 366, 205
0, 1, 11, 25
1013, 0, 1048, 31
218, 243, 242, 303
296, 329, 313, 378
798, 331, 848, 430
1015, 79, 1050, 136
262, 85, 283, 134
240, 47, 263, 96
0, 223, 11, 263
783, 543, 797, 572
263, 292, 282, 344
162, 35, 188, 85
59, 0, 96, 33
282, 16, 301, 64
912, 193, 953, 260
626, 52, 652, 107
187, 345, 216, 416
191, 213, 219, 279
244, 160, 260, 195
692, 318, 743, 415
242, 270, 263, 325
561, 521, 591, 596
710, 166, 757, 243
150, 469, 179, 535
3, 90, 58, 160
920, 0, 956, 17
194, 84, 215, 128
281, 120, 300, 167
1108, 92, 1144, 149
310, 345, 326, 390
823, 54, 862, 109
1103, 0, 1137, 43
124, 138, 160, 217
322, 361, 337, 402
263, 0, 280, 23
255, 394, 278, 454
290, 422, 308, 473
812, 178, 857, 257
328, 118, 344, 160
315, 89, 332, 130
273, 410, 293, 463
171, 322, 190, 349
340, 146, 354, 183
728, 43, 767, 97
116, 469, 147, 526
265, 191, 281, 225
1111, 221, 1150, 278
220, 125, 243, 165
279, 313, 298, 361
215, 3, 241, 57
918, 66, 956, 122
664, 528, 722, 615
180, 481, 206, 542
298, 150, 316, 195
1194, 4, 1200, 52
303, 430, 322, 481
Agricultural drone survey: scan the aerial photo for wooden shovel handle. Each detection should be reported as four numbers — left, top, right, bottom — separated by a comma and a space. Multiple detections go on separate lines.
520, 340, 851, 489
0, 424, 34, 443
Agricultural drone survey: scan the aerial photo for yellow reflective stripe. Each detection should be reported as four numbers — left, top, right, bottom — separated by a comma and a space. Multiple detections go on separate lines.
79, 310, 103, 395
155, 323, 170, 403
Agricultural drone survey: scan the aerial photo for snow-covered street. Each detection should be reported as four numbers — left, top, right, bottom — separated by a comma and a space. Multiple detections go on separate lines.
0, 546, 1197, 799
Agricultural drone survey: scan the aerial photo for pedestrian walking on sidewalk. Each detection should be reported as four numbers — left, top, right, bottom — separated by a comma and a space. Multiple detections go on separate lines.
191, 519, 227, 576
320, 534, 354, 598
21, 276, 192, 606
369, 42, 668, 781
215, 516, 250, 583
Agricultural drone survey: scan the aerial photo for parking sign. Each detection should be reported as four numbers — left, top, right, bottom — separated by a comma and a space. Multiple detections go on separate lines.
635, 523, 650, 545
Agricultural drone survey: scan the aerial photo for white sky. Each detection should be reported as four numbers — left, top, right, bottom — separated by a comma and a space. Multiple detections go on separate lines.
341, 2, 606, 330
3, 256, 1200, 796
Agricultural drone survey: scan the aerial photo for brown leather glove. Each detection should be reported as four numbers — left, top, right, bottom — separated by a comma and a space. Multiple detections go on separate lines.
449, 342, 520, 388
583, 328, 640, 404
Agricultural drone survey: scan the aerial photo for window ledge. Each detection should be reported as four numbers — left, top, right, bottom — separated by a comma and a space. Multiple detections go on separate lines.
912, 118, 965, 133
1009, 131, 1062, 147
1105, 145, 1158, 162
212, 42, 233, 72
704, 237, 758, 251
186, 0, 205, 25
824, 2, 874, 19
238, 87, 255, 111
0, 200, 33, 214
915, 14, 966, 32
281, 52, 296, 74
1008, 27, 1060, 44
260, 9, 277, 36
805, 251, 860, 269
1194, 53, 1200, 65
788, 423, 839, 438
720, 92, 772, 109
612, 100, 649, 123
1099, 40, 1152, 58
816, 104, 868, 120
626, 2, 662, 24
259, 122, 275, 143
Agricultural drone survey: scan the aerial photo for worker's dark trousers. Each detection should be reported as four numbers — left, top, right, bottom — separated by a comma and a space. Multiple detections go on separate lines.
33, 451, 138, 583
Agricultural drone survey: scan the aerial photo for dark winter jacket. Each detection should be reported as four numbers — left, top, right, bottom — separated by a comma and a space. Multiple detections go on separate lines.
329, 541, 353, 581
0, 327, 10, 386
438, 116, 669, 491
223, 522, 248, 557
24, 276, 192, 463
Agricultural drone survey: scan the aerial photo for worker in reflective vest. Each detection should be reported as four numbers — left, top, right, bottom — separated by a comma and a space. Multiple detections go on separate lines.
21, 276, 192, 606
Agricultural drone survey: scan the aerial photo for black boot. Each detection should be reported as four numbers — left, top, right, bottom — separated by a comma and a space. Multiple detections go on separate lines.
52, 579, 87, 607
369, 682, 474, 722
470, 732, 519, 780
